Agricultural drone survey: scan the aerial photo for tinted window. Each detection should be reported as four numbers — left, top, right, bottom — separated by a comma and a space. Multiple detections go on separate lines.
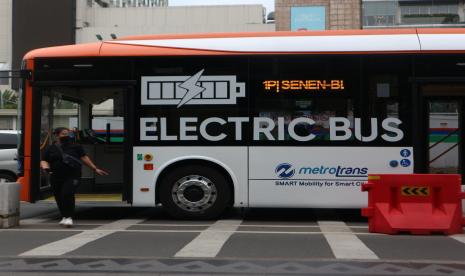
415, 55, 465, 78
251, 56, 359, 145
362, 55, 412, 145
0, 133, 18, 149
135, 56, 249, 146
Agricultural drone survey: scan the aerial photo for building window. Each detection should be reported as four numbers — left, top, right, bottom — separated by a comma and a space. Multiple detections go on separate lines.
363, 0, 463, 27
290, 6, 326, 31
87, 0, 168, 8
400, 2, 459, 25
363, 1, 398, 27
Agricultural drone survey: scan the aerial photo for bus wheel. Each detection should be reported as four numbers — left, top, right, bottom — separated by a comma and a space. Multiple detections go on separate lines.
159, 165, 231, 219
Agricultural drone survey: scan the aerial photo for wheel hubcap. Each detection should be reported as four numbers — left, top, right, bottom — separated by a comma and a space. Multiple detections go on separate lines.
172, 175, 217, 212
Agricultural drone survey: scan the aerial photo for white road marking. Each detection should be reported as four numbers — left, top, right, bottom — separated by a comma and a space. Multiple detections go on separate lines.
20, 218, 53, 225
19, 219, 144, 256
0, 228, 383, 235
174, 219, 242, 258
16, 220, 370, 229
318, 221, 379, 260
451, 234, 465, 244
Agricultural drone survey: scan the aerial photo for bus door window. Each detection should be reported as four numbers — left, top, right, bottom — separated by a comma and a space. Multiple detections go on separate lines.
38, 90, 80, 190
39, 92, 53, 190
427, 99, 460, 174
40, 93, 53, 149
52, 97, 79, 135
90, 98, 124, 144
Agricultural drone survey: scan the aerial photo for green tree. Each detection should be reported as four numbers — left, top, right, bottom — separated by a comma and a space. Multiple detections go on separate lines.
0, 89, 18, 109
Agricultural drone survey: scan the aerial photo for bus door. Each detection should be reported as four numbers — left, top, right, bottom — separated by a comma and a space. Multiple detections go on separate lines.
33, 85, 134, 202
420, 84, 465, 181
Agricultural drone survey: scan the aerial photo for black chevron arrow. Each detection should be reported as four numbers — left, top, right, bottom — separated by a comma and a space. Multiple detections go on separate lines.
411, 187, 419, 195
402, 187, 411, 195
420, 187, 429, 195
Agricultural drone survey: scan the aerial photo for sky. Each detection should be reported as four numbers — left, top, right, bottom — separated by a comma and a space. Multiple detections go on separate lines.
170, 0, 275, 13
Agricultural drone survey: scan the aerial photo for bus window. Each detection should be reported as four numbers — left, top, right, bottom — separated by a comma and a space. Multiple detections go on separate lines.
257, 99, 354, 141
368, 74, 399, 119
363, 56, 412, 144
52, 98, 79, 131
251, 56, 358, 144
427, 100, 460, 174
135, 56, 249, 146
40, 93, 52, 150
91, 98, 124, 144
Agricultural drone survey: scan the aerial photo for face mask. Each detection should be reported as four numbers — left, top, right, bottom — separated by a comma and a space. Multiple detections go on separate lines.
59, 136, 71, 143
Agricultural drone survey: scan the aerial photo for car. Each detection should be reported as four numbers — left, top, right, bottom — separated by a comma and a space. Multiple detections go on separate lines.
0, 130, 19, 183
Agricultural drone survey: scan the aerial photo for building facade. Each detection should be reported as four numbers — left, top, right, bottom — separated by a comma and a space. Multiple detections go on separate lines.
362, 0, 465, 29
275, 0, 362, 31
276, 0, 465, 31
76, 2, 274, 43
0, 0, 12, 87
88, 0, 168, 8
0, 0, 274, 130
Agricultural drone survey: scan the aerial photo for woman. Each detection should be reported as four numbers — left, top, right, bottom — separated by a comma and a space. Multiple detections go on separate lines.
40, 127, 108, 227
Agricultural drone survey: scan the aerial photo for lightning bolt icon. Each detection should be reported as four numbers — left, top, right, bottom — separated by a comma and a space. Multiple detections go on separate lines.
177, 69, 206, 108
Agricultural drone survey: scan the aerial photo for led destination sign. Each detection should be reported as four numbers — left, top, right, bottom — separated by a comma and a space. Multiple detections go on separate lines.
263, 80, 345, 93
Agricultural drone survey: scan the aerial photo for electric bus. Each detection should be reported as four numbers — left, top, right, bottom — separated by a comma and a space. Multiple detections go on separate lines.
17, 29, 465, 219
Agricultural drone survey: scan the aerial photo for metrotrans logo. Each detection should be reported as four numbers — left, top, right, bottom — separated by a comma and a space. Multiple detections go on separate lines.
141, 69, 246, 108
275, 163, 295, 179
275, 164, 368, 178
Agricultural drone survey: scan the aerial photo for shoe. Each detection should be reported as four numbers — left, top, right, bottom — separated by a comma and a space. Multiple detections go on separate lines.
59, 217, 66, 225
63, 217, 73, 228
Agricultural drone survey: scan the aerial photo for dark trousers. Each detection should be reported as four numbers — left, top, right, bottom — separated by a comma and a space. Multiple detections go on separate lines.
51, 176, 78, 218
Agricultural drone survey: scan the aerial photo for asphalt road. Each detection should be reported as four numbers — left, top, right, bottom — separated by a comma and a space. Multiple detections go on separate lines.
0, 201, 464, 275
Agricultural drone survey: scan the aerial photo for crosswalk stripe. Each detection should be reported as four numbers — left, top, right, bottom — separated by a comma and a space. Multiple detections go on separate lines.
20, 218, 53, 225
318, 221, 379, 260
174, 219, 242, 258
451, 234, 465, 244
18, 219, 144, 256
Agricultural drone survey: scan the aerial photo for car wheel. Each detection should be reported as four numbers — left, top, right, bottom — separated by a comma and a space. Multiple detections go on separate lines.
159, 165, 232, 220
0, 173, 17, 184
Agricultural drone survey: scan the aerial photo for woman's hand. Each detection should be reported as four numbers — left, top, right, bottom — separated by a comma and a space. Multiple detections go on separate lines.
95, 168, 109, 176
40, 161, 51, 173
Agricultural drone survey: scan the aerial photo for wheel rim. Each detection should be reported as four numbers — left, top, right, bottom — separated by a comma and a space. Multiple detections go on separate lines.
171, 175, 217, 212
0, 178, 10, 184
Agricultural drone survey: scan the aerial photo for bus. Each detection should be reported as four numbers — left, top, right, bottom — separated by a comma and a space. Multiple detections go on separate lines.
17, 29, 465, 219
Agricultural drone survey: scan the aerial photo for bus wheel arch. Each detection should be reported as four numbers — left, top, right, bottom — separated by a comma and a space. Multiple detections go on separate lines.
155, 159, 235, 219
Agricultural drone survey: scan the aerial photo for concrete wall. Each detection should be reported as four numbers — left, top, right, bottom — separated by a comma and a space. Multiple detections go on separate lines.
76, 4, 275, 43
0, 0, 12, 87
275, 0, 361, 31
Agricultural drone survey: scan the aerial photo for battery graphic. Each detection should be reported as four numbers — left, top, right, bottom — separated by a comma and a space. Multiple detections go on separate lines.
141, 70, 246, 107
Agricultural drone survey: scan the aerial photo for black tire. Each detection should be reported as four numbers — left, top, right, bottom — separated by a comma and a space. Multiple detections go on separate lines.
0, 172, 17, 184
159, 165, 232, 220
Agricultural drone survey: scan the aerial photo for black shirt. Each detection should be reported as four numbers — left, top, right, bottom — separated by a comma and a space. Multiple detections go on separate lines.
42, 142, 86, 179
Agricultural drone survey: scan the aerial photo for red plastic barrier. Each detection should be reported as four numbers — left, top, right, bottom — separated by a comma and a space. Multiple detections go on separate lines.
361, 174, 465, 235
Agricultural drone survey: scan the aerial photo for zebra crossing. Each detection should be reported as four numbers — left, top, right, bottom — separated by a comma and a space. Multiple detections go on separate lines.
1, 206, 464, 263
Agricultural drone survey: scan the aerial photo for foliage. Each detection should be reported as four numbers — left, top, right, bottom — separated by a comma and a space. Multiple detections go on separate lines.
0, 89, 18, 109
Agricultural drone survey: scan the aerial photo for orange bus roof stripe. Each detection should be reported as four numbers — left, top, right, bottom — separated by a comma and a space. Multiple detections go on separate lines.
23, 28, 465, 60
24, 42, 102, 59
116, 29, 418, 41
